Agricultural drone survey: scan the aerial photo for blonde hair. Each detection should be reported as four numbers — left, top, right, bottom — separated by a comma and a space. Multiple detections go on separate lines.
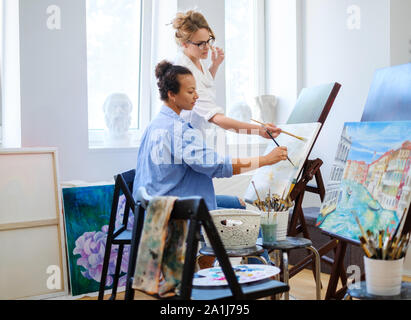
171, 10, 215, 46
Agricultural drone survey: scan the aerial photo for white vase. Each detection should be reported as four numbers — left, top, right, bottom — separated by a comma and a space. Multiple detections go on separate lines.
364, 256, 404, 296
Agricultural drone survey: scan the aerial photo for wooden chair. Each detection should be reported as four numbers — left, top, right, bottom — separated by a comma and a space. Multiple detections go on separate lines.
98, 169, 136, 300
124, 186, 289, 300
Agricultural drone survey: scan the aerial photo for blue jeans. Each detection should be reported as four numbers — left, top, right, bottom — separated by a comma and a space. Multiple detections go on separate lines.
216, 195, 246, 210
214, 195, 271, 265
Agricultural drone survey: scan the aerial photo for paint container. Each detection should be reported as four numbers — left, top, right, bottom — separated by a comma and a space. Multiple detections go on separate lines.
260, 209, 289, 241
364, 256, 404, 296
275, 210, 289, 241
261, 222, 278, 244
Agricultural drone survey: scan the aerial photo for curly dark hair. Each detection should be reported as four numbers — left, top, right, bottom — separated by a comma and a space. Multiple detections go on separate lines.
155, 60, 193, 101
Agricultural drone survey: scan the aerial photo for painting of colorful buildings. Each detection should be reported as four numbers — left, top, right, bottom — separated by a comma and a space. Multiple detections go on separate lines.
316, 121, 411, 242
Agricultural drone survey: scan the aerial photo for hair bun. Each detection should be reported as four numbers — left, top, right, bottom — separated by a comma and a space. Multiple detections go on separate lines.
155, 60, 173, 79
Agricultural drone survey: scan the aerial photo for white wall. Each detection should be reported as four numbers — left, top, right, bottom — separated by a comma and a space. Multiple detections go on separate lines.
389, 0, 411, 277
298, 0, 411, 275
19, 0, 137, 182
265, 0, 302, 124
390, 0, 411, 66
300, 0, 391, 207
14, 0, 227, 183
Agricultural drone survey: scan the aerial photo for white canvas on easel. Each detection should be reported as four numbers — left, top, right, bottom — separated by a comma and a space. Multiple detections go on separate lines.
244, 122, 322, 203
0, 148, 68, 299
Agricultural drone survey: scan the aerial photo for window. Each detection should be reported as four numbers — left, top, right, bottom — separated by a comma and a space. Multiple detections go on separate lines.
225, 0, 266, 146
86, 0, 143, 148
0, 0, 21, 148
0, 0, 3, 146
225, 0, 265, 116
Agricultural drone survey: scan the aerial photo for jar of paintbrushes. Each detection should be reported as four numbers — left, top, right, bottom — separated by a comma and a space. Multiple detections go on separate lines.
355, 212, 410, 296
252, 181, 293, 242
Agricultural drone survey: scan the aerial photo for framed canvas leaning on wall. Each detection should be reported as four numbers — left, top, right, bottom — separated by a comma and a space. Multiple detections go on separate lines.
0, 148, 68, 299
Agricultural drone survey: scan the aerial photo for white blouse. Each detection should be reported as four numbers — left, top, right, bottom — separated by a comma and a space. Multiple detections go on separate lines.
174, 52, 225, 135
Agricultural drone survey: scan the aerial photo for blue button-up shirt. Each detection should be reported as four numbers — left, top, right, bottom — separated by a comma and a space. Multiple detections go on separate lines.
132, 105, 233, 210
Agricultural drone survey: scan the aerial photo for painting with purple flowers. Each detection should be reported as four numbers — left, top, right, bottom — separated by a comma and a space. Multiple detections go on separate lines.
62, 185, 133, 296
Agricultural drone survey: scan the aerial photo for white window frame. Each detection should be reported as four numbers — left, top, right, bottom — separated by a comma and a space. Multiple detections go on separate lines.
224, 0, 267, 151
0, 0, 3, 146
255, 0, 266, 97
1, 0, 21, 148
87, 0, 153, 149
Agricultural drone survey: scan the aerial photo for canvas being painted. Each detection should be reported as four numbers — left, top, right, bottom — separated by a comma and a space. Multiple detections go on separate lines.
317, 121, 411, 242
244, 122, 322, 203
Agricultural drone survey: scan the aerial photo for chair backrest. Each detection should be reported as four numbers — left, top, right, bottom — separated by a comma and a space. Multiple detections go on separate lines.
110, 169, 136, 235
126, 186, 246, 300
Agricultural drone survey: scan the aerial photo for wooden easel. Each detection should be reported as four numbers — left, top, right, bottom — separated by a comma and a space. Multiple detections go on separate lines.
285, 158, 339, 279
280, 82, 342, 280
322, 206, 411, 300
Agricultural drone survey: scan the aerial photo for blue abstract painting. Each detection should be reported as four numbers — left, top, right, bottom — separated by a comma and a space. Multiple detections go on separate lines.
361, 63, 411, 122
62, 185, 133, 296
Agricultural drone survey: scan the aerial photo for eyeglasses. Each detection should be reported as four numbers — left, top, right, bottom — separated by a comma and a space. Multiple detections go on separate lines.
187, 37, 215, 50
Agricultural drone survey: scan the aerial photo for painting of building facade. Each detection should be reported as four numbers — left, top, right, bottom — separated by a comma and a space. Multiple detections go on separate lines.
317, 121, 411, 242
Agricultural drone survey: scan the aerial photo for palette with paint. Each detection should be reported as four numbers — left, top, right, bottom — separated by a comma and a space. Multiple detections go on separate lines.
193, 264, 280, 286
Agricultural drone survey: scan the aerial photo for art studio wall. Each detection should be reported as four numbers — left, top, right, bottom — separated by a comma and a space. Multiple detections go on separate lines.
13, 0, 225, 183
13, 0, 409, 183
299, 0, 411, 274
6, 0, 411, 275
300, 0, 411, 207
17, 0, 139, 182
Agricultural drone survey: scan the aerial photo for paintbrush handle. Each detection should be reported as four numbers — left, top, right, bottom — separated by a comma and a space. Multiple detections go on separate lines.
265, 130, 295, 167
251, 119, 305, 141
280, 130, 306, 141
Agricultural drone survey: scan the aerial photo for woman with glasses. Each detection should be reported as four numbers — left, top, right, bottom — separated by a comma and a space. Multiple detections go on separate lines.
171, 11, 282, 212
172, 10, 280, 139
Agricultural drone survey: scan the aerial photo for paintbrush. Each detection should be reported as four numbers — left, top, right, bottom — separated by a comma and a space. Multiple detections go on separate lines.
251, 181, 265, 211
400, 233, 410, 259
250, 119, 296, 167
251, 119, 307, 141
394, 235, 407, 260
264, 128, 296, 167
353, 212, 369, 244
382, 235, 390, 260
392, 208, 408, 240
360, 237, 373, 258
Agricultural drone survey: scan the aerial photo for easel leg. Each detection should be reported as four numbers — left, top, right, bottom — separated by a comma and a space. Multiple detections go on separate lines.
315, 169, 326, 202
325, 241, 347, 300
283, 251, 289, 300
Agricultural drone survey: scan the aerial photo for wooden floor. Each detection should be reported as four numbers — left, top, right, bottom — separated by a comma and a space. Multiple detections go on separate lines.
79, 270, 411, 301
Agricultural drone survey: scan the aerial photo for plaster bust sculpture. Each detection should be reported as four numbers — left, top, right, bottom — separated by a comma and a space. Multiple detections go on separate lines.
227, 102, 252, 123
103, 93, 133, 143
254, 95, 278, 124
